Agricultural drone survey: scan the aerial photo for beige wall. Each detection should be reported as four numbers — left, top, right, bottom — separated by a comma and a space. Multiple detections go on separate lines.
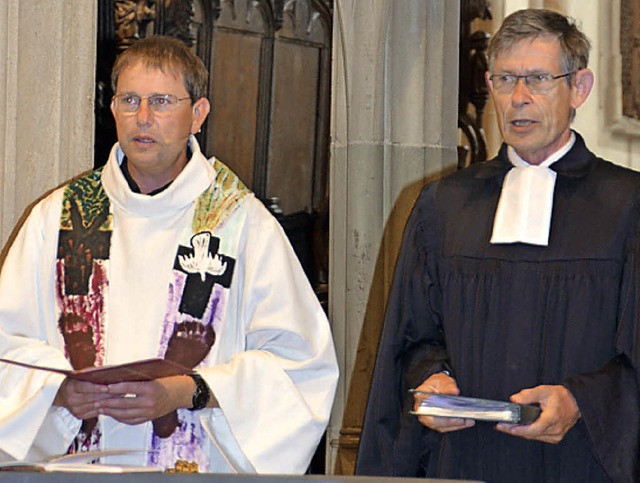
484, 0, 640, 167
0, 1, 96, 259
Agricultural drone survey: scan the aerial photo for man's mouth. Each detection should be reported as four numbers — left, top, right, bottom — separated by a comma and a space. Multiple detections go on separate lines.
511, 119, 535, 127
133, 135, 155, 144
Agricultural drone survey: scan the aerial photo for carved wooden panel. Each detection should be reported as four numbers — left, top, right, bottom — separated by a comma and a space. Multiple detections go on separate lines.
207, 0, 272, 189
458, 0, 492, 168
621, 0, 640, 121
269, 0, 331, 214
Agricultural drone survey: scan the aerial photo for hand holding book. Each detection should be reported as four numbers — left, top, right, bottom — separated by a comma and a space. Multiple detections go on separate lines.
410, 390, 541, 424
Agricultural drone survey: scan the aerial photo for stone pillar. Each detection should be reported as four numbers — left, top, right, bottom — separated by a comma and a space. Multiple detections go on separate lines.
0, 1, 96, 259
328, 0, 460, 474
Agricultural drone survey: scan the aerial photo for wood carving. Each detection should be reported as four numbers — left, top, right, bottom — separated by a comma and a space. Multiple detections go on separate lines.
114, 0, 157, 51
163, 0, 196, 47
458, 0, 492, 168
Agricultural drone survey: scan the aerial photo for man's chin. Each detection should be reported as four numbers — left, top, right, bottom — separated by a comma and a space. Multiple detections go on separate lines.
504, 134, 539, 153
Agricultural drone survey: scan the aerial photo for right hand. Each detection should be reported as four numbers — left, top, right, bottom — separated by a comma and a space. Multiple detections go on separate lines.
413, 372, 475, 433
53, 377, 113, 420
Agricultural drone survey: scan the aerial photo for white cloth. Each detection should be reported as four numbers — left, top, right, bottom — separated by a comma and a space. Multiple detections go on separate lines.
0, 137, 338, 474
490, 133, 576, 246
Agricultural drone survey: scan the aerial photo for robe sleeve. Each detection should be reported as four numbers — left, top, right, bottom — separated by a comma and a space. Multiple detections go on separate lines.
195, 200, 339, 474
562, 196, 640, 483
355, 185, 450, 476
0, 190, 82, 461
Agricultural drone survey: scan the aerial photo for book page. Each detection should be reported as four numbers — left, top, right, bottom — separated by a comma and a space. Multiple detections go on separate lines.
0, 450, 162, 473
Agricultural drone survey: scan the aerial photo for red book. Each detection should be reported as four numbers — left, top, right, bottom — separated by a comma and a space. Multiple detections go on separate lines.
0, 357, 191, 384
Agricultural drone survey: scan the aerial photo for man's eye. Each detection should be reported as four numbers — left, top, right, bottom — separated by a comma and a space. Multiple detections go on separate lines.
152, 96, 171, 105
499, 75, 516, 83
529, 74, 550, 84
123, 95, 139, 105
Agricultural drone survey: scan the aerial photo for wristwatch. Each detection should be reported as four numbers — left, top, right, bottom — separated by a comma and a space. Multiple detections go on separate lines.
187, 372, 211, 410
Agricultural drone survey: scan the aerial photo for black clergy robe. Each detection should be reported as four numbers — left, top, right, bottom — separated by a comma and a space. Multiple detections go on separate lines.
356, 132, 640, 483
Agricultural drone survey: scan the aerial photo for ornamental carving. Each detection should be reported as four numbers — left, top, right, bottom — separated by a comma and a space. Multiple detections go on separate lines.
458, 0, 492, 167
163, 0, 196, 47
114, 0, 157, 51
114, 0, 197, 50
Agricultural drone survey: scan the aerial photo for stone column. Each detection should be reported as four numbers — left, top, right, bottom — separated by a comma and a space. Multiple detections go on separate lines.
328, 0, 460, 474
0, 1, 96, 259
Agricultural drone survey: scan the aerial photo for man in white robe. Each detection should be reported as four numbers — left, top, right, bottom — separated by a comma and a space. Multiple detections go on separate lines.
0, 35, 338, 474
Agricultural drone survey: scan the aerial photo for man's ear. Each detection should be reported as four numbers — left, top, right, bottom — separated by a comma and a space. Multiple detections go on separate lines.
485, 70, 493, 92
191, 98, 211, 134
571, 68, 594, 110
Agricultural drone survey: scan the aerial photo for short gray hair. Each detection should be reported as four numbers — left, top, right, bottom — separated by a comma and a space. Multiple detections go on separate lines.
488, 9, 591, 75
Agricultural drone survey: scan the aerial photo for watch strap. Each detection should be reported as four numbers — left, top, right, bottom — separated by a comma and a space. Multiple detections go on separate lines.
187, 372, 211, 411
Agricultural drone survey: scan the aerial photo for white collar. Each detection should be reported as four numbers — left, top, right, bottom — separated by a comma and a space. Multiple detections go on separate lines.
490, 132, 576, 246
507, 132, 576, 168
101, 135, 215, 218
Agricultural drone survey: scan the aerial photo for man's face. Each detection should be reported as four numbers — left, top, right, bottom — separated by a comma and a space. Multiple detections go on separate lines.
486, 36, 591, 165
110, 62, 209, 192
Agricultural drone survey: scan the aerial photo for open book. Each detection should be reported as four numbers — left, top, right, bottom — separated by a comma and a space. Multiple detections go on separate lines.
0, 450, 162, 473
0, 357, 191, 384
410, 391, 541, 424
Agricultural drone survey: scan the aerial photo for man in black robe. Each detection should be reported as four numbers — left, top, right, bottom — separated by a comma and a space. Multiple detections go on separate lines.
356, 8, 640, 483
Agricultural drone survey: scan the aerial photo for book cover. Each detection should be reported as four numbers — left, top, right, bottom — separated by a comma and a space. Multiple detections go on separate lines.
0, 357, 191, 384
410, 391, 541, 424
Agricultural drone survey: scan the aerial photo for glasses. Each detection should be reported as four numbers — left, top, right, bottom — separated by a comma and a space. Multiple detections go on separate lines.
489, 72, 576, 94
112, 94, 191, 114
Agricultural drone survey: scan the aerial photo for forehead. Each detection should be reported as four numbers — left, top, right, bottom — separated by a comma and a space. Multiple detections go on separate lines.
493, 36, 562, 72
116, 62, 187, 93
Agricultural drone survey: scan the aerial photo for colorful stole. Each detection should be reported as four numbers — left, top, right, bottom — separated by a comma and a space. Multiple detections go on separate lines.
55, 159, 250, 471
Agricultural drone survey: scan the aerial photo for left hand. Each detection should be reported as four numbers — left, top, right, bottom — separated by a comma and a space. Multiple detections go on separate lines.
96, 375, 193, 426
495, 384, 580, 444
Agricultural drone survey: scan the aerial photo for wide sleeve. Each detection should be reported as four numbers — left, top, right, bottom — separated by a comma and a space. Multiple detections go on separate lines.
563, 195, 640, 483
355, 185, 451, 477
196, 200, 339, 474
0, 190, 82, 461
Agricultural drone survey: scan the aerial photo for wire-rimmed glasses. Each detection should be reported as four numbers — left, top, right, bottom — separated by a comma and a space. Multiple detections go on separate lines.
112, 94, 191, 114
488, 72, 576, 94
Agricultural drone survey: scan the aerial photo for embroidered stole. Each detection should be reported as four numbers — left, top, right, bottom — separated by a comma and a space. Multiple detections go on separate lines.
55, 159, 249, 471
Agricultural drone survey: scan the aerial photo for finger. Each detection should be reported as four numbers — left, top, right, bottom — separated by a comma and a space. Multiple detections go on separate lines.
74, 408, 102, 420
99, 393, 150, 410
106, 382, 147, 397
101, 410, 149, 425
67, 400, 102, 420
418, 415, 475, 432
509, 386, 546, 406
69, 380, 110, 395
415, 374, 459, 395
496, 419, 563, 443
496, 418, 547, 434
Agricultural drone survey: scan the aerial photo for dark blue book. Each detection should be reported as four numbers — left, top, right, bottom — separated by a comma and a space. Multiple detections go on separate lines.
410, 391, 541, 424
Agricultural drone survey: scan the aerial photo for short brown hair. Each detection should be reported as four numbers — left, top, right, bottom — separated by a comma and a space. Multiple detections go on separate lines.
488, 9, 591, 75
111, 35, 208, 101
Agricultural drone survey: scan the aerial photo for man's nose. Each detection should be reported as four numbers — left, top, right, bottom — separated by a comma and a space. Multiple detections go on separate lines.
136, 98, 154, 124
511, 77, 533, 105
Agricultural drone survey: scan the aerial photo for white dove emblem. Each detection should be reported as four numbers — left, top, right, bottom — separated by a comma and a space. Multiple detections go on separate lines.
178, 232, 227, 281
